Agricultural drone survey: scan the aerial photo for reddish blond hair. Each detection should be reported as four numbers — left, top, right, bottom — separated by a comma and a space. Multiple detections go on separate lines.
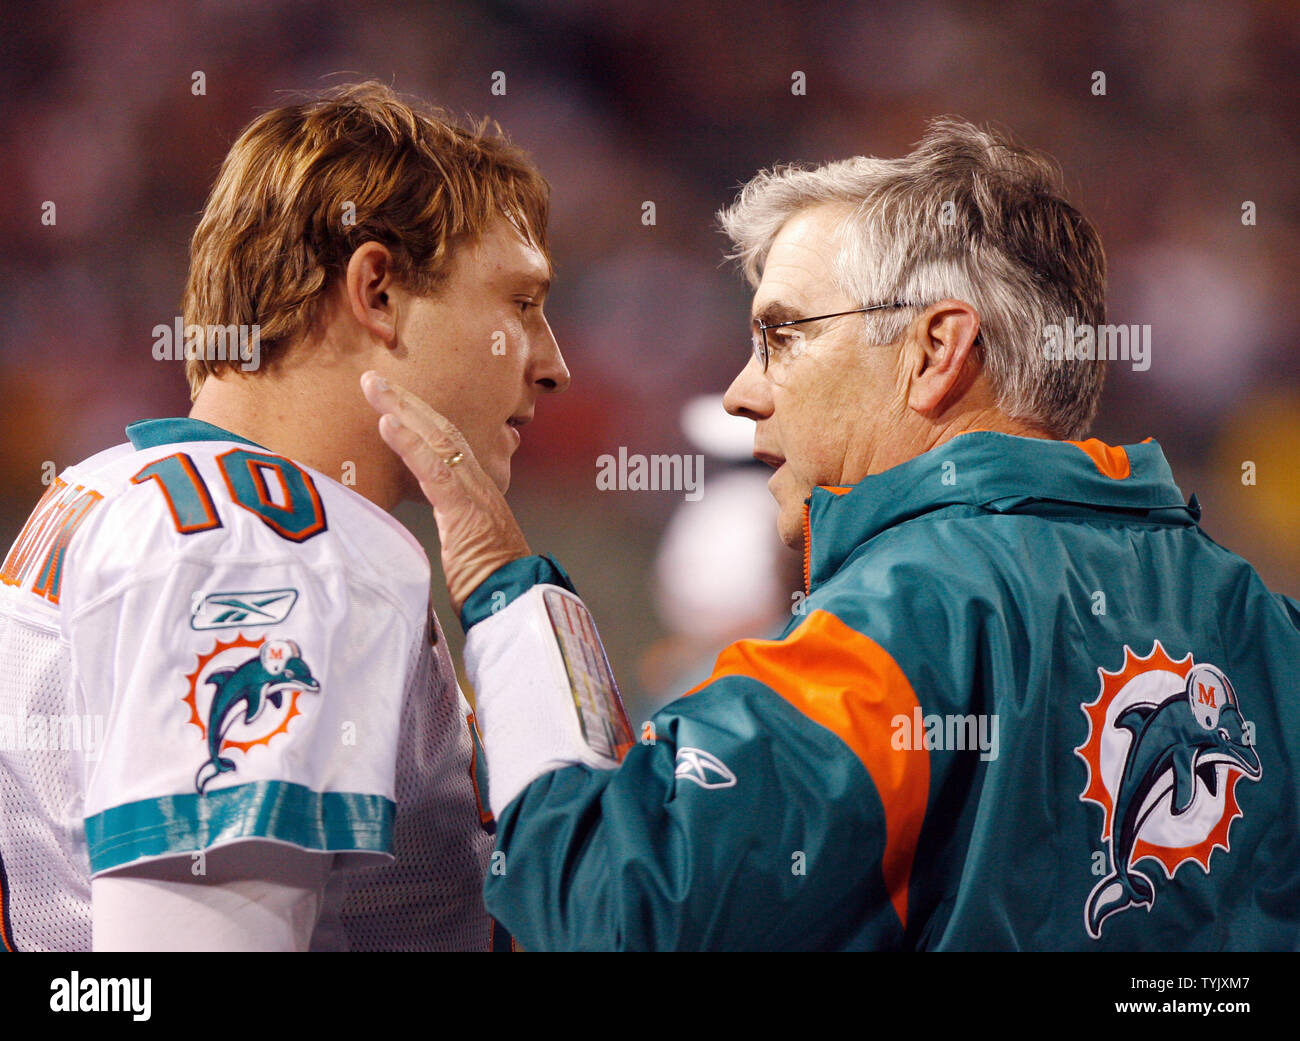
181, 81, 550, 397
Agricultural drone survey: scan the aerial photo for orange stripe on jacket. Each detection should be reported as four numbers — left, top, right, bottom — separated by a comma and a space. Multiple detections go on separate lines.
1066, 438, 1131, 480
686, 610, 929, 928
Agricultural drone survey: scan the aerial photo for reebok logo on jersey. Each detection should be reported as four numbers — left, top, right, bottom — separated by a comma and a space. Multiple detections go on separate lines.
190, 588, 299, 629
1075, 642, 1262, 938
674, 747, 737, 789
185, 635, 320, 793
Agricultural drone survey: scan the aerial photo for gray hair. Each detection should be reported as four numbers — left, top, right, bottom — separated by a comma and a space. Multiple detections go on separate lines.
717, 117, 1107, 439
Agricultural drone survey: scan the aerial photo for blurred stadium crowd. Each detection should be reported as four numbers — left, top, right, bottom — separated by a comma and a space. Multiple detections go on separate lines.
1, 0, 1295, 720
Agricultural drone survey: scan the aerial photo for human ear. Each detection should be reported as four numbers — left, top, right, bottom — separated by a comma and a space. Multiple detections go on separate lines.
907, 300, 981, 416
344, 242, 398, 346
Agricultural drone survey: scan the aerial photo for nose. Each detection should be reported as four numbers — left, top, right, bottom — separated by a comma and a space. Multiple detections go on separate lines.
723, 353, 771, 421
532, 317, 571, 395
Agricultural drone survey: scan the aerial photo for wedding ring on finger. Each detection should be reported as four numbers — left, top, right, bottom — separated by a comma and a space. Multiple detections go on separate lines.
445, 451, 465, 468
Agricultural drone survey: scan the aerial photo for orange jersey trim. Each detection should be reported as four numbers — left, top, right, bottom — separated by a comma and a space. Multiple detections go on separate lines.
685, 610, 929, 928
465, 712, 496, 828
0, 854, 13, 951
1065, 438, 1131, 480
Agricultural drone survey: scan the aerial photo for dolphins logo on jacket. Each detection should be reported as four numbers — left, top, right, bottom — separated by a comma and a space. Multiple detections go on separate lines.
193, 638, 320, 793
1078, 647, 1262, 939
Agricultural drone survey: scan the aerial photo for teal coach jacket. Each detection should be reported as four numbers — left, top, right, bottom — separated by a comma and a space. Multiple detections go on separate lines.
460, 432, 1300, 950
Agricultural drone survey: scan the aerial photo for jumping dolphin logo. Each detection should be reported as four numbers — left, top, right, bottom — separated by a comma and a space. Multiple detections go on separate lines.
195, 638, 320, 793
1084, 662, 1261, 938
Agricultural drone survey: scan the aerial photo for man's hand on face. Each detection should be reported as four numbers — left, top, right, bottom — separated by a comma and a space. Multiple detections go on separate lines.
362, 371, 531, 613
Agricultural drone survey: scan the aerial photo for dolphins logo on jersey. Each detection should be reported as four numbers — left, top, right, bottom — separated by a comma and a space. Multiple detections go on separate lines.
1075, 642, 1261, 938
184, 635, 320, 793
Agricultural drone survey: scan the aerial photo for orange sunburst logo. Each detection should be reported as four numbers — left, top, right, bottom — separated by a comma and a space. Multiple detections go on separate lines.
185, 634, 319, 792
1075, 641, 1262, 938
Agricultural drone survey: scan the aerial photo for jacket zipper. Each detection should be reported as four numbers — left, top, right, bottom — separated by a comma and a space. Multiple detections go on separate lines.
802, 500, 812, 596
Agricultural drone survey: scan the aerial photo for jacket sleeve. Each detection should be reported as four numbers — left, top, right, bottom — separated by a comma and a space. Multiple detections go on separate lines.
461, 558, 931, 951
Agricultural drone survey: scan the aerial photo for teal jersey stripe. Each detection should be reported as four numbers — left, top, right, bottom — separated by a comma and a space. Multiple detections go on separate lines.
86, 781, 394, 874
126, 417, 263, 450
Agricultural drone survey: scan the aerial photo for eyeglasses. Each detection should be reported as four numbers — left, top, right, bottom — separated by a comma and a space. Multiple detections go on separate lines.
750, 302, 915, 371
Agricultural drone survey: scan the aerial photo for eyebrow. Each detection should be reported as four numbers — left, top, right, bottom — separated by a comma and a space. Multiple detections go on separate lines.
752, 301, 801, 326
505, 268, 552, 294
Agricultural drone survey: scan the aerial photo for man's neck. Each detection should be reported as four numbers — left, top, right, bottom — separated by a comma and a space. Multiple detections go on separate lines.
189, 373, 405, 511
858, 406, 1053, 481
930, 407, 1054, 448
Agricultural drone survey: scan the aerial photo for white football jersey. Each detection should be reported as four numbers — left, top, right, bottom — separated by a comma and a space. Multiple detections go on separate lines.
0, 418, 501, 951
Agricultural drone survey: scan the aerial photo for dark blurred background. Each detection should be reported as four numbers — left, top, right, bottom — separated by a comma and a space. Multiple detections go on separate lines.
2, 0, 1296, 723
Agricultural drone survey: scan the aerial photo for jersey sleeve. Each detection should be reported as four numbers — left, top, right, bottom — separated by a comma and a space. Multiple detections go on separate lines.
462, 558, 931, 951
62, 499, 421, 878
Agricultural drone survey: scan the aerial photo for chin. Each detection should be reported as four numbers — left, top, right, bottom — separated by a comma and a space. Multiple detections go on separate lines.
769, 479, 804, 550
774, 498, 804, 551
489, 460, 511, 495
778, 515, 803, 551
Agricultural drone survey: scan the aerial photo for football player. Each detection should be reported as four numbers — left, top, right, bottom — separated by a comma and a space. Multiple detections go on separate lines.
0, 81, 567, 951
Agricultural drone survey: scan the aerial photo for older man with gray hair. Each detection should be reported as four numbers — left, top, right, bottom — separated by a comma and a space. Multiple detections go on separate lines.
363, 118, 1300, 950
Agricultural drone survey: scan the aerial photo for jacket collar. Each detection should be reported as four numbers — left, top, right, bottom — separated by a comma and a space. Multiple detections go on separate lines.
804, 433, 1199, 593
126, 417, 263, 450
